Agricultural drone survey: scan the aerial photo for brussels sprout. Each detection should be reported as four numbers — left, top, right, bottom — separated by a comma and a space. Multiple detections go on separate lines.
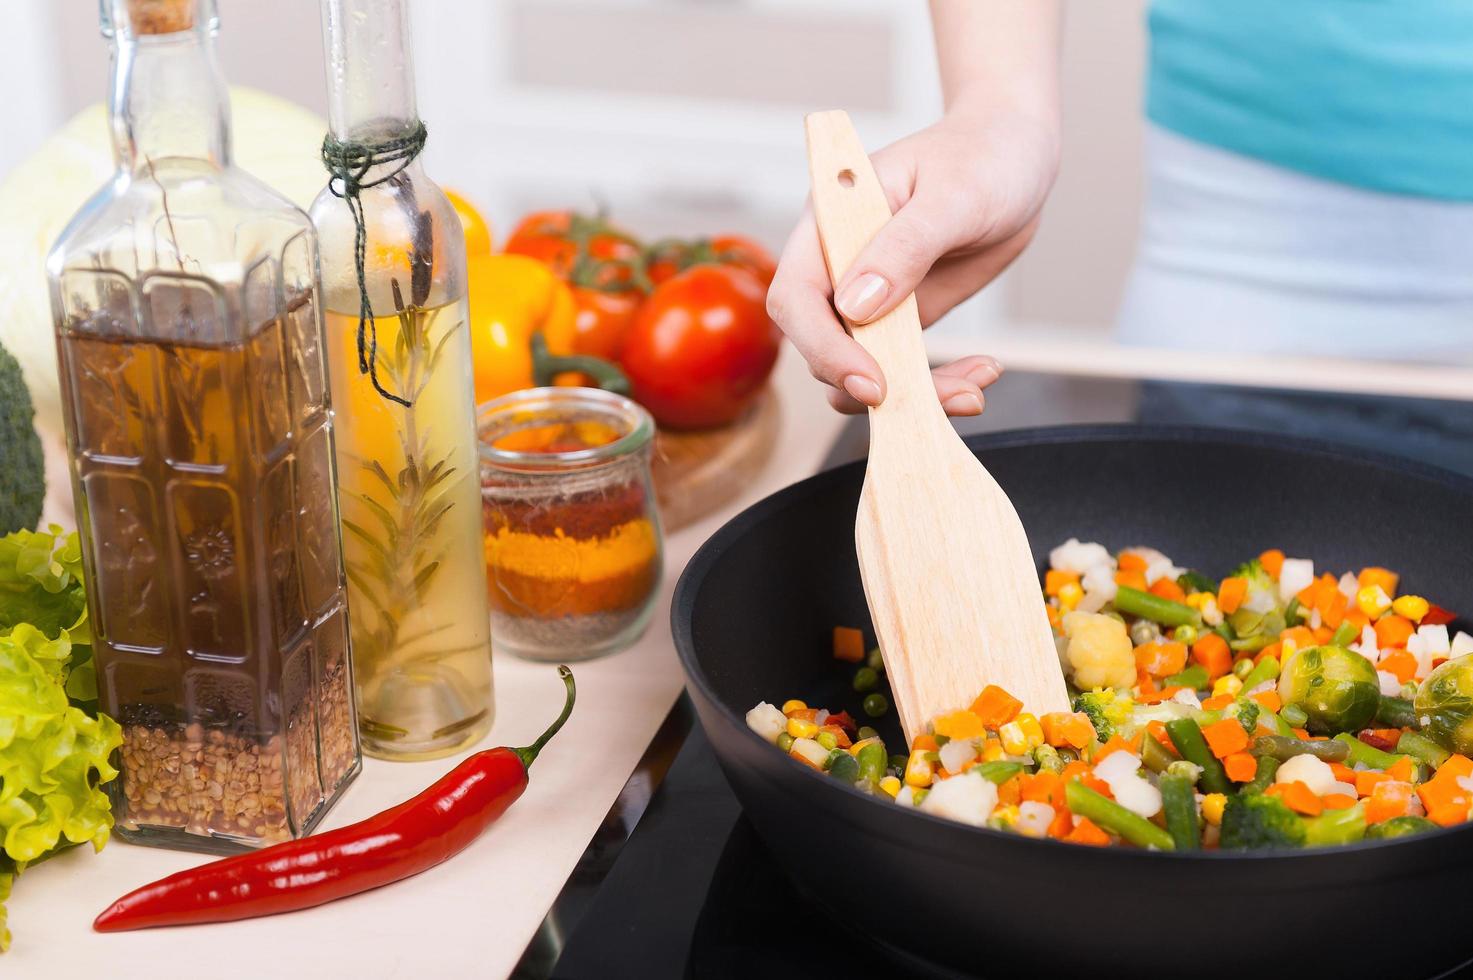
1414, 654, 1473, 755
1365, 815, 1440, 840
1277, 645, 1380, 736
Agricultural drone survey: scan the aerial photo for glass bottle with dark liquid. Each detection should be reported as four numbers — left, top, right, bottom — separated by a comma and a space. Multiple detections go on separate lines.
47, 0, 360, 853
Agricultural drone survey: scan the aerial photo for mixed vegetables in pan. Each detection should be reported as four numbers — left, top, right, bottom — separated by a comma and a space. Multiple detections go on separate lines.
748, 541, 1473, 850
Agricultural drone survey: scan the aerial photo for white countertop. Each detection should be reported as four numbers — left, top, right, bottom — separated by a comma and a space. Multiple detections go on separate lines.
7, 347, 849, 979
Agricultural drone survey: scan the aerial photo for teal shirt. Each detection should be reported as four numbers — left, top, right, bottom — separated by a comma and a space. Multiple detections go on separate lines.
1147, 0, 1473, 200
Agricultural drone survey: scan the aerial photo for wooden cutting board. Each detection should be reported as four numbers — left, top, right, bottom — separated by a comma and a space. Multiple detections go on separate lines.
651, 387, 780, 532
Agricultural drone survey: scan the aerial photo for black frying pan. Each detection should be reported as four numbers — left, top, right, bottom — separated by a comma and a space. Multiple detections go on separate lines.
672, 426, 1473, 980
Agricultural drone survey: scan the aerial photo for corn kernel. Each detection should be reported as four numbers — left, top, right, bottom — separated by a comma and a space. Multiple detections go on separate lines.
1201, 793, 1227, 826
1212, 674, 1243, 698
904, 749, 935, 787
1058, 582, 1084, 611
1393, 595, 1430, 623
878, 775, 902, 798
981, 738, 1006, 762
1200, 596, 1223, 627
781, 699, 807, 715
1016, 712, 1045, 750
1281, 637, 1298, 661
1357, 585, 1392, 619
786, 717, 819, 739
991, 804, 1020, 828
999, 721, 1029, 756
1184, 592, 1208, 610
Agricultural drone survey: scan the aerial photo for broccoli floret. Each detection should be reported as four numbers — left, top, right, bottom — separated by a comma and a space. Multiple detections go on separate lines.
1365, 815, 1438, 840
1177, 570, 1218, 595
1303, 803, 1367, 848
1072, 688, 1133, 743
0, 340, 44, 534
1225, 696, 1260, 735
1228, 558, 1274, 592
1220, 793, 1306, 849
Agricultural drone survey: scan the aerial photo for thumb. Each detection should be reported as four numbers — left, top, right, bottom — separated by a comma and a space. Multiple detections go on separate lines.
832, 197, 953, 326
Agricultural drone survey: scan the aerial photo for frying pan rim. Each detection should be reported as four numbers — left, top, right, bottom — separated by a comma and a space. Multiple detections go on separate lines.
672, 422, 1473, 862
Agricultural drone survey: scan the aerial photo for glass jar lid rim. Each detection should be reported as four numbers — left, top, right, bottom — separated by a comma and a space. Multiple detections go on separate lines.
477, 386, 654, 469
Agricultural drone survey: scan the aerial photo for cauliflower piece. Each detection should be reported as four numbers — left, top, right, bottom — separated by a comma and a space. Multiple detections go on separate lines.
1453, 632, 1473, 659
938, 738, 978, 775
1276, 754, 1337, 796
1049, 538, 1112, 574
1377, 670, 1403, 697
1093, 750, 1162, 818
1016, 801, 1055, 838
919, 771, 998, 827
1062, 611, 1135, 690
1278, 558, 1315, 603
745, 702, 787, 744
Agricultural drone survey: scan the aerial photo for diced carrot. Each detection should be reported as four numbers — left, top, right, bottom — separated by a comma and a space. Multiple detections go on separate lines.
1280, 625, 1317, 651
1367, 780, 1415, 824
1291, 727, 1311, 740
1047, 806, 1074, 839
832, 626, 865, 663
1377, 650, 1419, 686
997, 774, 1022, 806
1224, 752, 1258, 783
1356, 771, 1391, 797
1022, 770, 1060, 804
969, 685, 1023, 729
1322, 591, 1348, 630
1118, 552, 1149, 574
1136, 670, 1159, 700
1217, 577, 1248, 615
1313, 626, 1334, 644
787, 707, 821, 722
1065, 816, 1111, 846
933, 710, 987, 741
1259, 549, 1286, 579
1202, 717, 1251, 759
818, 724, 852, 749
1328, 762, 1358, 785
1115, 569, 1148, 591
1095, 733, 1143, 764
1250, 690, 1283, 713
1321, 793, 1358, 811
1375, 615, 1415, 650
1045, 569, 1080, 597
1358, 566, 1400, 598
1385, 755, 1417, 784
912, 734, 940, 753
1147, 720, 1177, 754
1280, 780, 1324, 816
1191, 633, 1233, 679
1150, 577, 1187, 603
1200, 694, 1234, 711
1055, 762, 1090, 807
1255, 642, 1283, 666
1134, 640, 1188, 677
1416, 757, 1473, 824
1427, 803, 1468, 828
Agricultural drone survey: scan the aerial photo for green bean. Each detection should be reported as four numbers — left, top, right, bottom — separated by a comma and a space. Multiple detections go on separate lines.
1281, 703, 1309, 728
1333, 733, 1416, 771
1232, 658, 1255, 680
1284, 597, 1303, 626
1164, 664, 1210, 691
1064, 781, 1175, 850
1375, 695, 1418, 729
1396, 730, 1451, 769
862, 692, 889, 718
1159, 774, 1200, 851
828, 751, 859, 782
856, 742, 888, 783
776, 732, 795, 752
1257, 708, 1295, 737
1251, 735, 1350, 763
1178, 570, 1218, 595
1331, 621, 1360, 647
1241, 755, 1281, 795
1240, 656, 1280, 693
1114, 586, 1202, 628
971, 760, 1024, 784
1033, 744, 1065, 774
1141, 733, 1177, 773
1229, 634, 1275, 653
1166, 718, 1231, 795
852, 666, 880, 693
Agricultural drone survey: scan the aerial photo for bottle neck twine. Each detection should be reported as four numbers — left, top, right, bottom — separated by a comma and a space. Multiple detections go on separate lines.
320, 121, 428, 408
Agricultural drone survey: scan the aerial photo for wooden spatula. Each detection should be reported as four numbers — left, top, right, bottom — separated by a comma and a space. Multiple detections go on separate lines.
804, 110, 1070, 741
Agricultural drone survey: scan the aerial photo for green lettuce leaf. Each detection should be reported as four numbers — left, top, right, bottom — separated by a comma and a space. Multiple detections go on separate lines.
0, 529, 120, 952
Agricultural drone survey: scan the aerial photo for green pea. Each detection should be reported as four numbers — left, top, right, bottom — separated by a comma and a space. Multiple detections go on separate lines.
1233, 658, 1254, 680
863, 692, 890, 718
816, 730, 838, 751
889, 753, 909, 772
776, 732, 794, 752
1172, 624, 1200, 645
852, 666, 880, 692
866, 647, 885, 671
828, 752, 860, 782
857, 726, 880, 742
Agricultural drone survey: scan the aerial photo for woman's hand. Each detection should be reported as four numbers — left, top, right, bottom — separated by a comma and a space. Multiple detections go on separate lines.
767, 103, 1060, 415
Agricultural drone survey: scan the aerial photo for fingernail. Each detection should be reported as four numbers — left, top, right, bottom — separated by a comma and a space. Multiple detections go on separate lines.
978, 356, 1004, 380
942, 392, 984, 416
835, 273, 891, 324
842, 374, 883, 406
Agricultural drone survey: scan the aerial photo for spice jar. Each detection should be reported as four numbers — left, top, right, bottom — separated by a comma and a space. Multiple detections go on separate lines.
479, 388, 663, 661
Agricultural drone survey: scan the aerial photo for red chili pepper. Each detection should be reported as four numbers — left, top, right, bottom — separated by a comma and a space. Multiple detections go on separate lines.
94, 666, 576, 933
1423, 604, 1459, 627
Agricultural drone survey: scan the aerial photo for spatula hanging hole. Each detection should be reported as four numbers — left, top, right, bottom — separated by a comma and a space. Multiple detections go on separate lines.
837, 169, 855, 188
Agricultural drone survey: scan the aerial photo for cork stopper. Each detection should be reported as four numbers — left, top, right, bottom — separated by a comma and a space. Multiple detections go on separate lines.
126, 0, 195, 35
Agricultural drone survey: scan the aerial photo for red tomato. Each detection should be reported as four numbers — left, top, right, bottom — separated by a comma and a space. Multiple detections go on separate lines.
504, 210, 642, 280
570, 285, 641, 361
620, 265, 780, 430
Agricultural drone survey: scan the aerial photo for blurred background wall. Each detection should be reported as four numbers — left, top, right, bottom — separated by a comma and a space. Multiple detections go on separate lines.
5, 0, 1147, 343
